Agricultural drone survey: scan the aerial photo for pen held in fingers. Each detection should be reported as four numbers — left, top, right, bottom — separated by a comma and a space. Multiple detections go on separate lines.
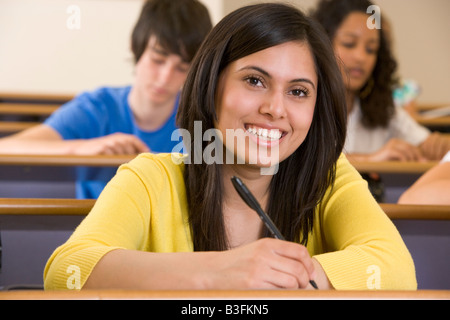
231, 176, 319, 290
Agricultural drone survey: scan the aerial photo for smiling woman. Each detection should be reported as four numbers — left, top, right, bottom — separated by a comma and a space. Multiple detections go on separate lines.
44, 3, 417, 291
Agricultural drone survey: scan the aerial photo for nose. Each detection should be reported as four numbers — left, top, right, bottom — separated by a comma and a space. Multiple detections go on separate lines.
353, 44, 369, 64
259, 90, 287, 119
158, 63, 176, 86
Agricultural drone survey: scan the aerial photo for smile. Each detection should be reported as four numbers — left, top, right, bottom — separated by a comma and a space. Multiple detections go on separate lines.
245, 125, 283, 141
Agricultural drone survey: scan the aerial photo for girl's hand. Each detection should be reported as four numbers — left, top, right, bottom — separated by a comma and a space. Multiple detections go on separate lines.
205, 238, 316, 289
420, 132, 450, 161
370, 138, 426, 162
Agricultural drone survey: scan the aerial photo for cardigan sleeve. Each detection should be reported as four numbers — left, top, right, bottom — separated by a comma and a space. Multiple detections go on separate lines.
43, 153, 190, 290
43, 165, 152, 290
312, 155, 417, 290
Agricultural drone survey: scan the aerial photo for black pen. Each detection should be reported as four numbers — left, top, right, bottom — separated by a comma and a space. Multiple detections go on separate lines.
231, 176, 318, 290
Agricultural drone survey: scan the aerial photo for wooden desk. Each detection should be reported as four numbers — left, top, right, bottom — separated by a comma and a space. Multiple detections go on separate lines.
350, 160, 436, 174
0, 103, 59, 116
412, 104, 450, 129
0, 155, 135, 199
348, 160, 437, 203
0, 198, 93, 216
0, 198, 446, 232
0, 199, 449, 290
415, 116, 450, 128
0, 289, 448, 300
0, 155, 441, 201
381, 203, 450, 220
0, 154, 134, 167
0, 92, 72, 135
0, 154, 436, 173
0, 155, 440, 203
415, 103, 450, 112
1, 198, 449, 221
0, 92, 73, 103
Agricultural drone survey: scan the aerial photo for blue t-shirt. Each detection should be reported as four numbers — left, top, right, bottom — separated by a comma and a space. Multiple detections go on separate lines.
45, 86, 180, 199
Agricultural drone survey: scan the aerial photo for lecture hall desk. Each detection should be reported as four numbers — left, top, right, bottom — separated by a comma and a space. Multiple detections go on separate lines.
412, 103, 450, 132
0, 198, 449, 291
0, 92, 72, 137
0, 156, 446, 289
0, 289, 449, 300
0, 154, 134, 199
0, 154, 437, 201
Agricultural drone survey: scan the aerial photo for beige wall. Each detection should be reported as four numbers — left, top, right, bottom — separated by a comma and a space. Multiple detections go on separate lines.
1, 0, 448, 104
0, 0, 143, 95
375, 0, 450, 104
0, 0, 222, 96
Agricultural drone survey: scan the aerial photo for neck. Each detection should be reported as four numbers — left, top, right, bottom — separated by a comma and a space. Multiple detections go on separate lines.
222, 164, 272, 211
128, 87, 177, 131
221, 165, 272, 248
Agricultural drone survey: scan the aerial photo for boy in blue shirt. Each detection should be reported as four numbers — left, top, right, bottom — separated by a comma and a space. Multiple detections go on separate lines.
0, 0, 212, 198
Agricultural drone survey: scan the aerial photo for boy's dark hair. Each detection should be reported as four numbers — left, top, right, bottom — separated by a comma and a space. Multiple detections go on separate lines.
131, 0, 212, 63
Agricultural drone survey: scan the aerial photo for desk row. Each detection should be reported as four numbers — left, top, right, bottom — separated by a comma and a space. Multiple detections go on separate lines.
0, 155, 443, 204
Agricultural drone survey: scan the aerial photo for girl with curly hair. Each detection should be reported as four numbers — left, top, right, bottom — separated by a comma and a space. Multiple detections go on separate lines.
312, 0, 450, 162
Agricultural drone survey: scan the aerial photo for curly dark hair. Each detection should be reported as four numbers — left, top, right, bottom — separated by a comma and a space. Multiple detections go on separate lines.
311, 0, 398, 128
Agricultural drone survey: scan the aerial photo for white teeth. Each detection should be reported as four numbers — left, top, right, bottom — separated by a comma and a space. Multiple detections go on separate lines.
247, 127, 282, 140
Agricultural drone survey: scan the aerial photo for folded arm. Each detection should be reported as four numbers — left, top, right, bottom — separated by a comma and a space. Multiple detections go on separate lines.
0, 124, 149, 155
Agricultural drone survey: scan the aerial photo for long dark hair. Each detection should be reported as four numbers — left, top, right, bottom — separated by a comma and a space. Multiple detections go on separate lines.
312, 0, 398, 128
177, 3, 347, 251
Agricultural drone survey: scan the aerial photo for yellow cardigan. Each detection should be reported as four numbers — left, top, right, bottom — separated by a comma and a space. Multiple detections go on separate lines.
44, 153, 417, 290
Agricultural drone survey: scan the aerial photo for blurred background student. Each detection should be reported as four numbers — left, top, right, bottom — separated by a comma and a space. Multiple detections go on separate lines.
0, 0, 212, 199
312, 0, 450, 163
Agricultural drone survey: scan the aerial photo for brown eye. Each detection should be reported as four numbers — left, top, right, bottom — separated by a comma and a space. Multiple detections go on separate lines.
245, 76, 264, 87
290, 88, 309, 98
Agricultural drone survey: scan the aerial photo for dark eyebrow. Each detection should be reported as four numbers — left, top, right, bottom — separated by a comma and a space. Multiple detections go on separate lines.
238, 66, 316, 90
150, 46, 172, 59
340, 32, 379, 44
239, 66, 270, 78
290, 78, 316, 90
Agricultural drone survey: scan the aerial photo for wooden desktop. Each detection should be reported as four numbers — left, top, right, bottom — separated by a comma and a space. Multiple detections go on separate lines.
0, 289, 449, 300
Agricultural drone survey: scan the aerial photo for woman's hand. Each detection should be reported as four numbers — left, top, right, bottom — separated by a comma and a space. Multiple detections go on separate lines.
205, 238, 317, 289
84, 239, 331, 290
369, 138, 426, 162
420, 132, 450, 161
